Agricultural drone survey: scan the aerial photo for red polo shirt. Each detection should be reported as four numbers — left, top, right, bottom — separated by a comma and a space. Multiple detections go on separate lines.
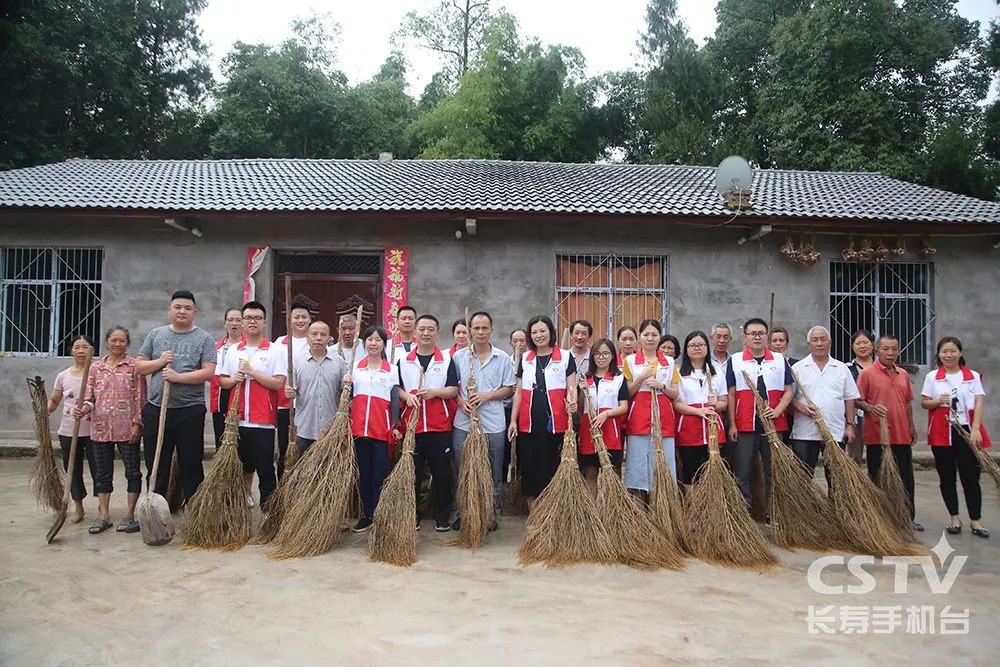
857, 360, 914, 445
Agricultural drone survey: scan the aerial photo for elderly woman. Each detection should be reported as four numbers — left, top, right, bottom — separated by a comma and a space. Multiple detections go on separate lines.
48, 335, 96, 525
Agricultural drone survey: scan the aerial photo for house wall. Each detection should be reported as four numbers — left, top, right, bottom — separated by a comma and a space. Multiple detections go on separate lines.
1, 214, 998, 441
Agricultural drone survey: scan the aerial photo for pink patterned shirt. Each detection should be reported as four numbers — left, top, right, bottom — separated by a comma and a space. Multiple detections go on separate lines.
84, 354, 146, 443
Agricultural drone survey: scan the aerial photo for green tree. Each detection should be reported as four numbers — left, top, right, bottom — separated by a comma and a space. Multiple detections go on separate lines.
395, 0, 491, 81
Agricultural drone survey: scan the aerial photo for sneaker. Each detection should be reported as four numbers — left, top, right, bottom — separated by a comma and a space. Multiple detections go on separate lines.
246, 494, 255, 509
352, 517, 373, 533
435, 518, 451, 532
451, 517, 461, 531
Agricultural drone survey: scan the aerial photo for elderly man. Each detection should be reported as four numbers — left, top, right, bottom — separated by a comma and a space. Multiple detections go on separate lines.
330, 313, 358, 362
709, 323, 733, 377
790, 326, 860, 480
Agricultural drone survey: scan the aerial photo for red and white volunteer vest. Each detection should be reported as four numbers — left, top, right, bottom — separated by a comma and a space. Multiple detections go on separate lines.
232, 338, 279, 426
925, 366, 992, 448
518, 347, 571, 433
730, 348, 790, 433
210, 336, 227, 413
625, 350, 677, 437
579, 374, 625, 454
351, 356, 397, 441
399, 347, 455, 433
390, 335, 414, 365
676, 371, 727, 446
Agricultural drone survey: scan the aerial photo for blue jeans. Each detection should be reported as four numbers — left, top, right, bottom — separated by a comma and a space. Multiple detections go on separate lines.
354, 437, 389, 519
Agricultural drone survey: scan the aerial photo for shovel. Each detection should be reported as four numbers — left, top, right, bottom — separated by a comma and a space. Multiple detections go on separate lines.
46, 353, 93, 544
138, 377, 176, 546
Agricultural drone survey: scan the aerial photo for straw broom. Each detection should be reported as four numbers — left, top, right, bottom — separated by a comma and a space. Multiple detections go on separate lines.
26, 376, 65, 512
742, 370, 843, 552
268, 306, 363, 560
581, 378, 683, 570
648, 390, 688, 554
790, 369, 920, 557
282, 274, 300, 474
949, 411, 1000, 491
369, 371, 423, 566
877, 416, 915, 541
181, 382, 252, 551
686, 411, 779, 570
166, 452, 183, 513
518, 411, 614, 567
447, 309, 495, 549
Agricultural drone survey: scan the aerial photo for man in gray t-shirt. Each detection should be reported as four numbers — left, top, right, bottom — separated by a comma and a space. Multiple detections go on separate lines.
135, 290, 218, 501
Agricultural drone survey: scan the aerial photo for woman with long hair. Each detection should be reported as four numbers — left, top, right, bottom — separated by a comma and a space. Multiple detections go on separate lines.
673, 331, 727, 485
920, 336, 990, 538
578, 338, 628, 499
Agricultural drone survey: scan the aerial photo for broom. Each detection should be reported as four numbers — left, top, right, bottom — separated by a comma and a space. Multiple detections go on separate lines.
181, 381, 252, 551
166, 452, 183, 513
648, 389, 688, 554
950, 410, 1000, 491
518, 411, 613, 567
686, 409, 779, 570
741, 370, 843, 552
877, 415, 915, 541
268, 306, 363, 560
501, 347, 529, 516
581, 378, 683, 570
27, 377, 64, 513
282, 274, 299, 474
45, 354, 92, 544
447, 308, 495, 549
369, 371, 423, 566
790, 369, 920, 557
137, 377, 175, 547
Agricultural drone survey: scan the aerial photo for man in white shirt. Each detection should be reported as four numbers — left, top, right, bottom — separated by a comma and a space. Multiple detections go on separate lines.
709, 323, 732, 377
791, 325, 861, 481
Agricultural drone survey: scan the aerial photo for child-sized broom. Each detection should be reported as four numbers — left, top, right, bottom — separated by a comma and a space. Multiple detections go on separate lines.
648, 391, 688, 554
369, 371, 423, 566
741, 370, 844, 552
581, 378, 683, 570
518, 408, 613, 567
27, 377, 64, 513
447, 309, 495, 549
181, 382, 252, 551
877, 415, 915, 541
268, 306, 363, 560
950, 410, 1000, 491
790, 369, 920, 557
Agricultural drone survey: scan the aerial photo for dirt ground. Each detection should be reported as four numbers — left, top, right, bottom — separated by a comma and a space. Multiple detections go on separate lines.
0, 459, 997, 666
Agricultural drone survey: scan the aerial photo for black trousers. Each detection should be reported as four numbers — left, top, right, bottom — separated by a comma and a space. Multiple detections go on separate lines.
414, 431, 453, 522
237, 426, 277, 507
732, 431, 775, 505
866, 444, 915, 519
59, 435, 95, 502
276, 408, 290, 480
141, 402, 207, 500
677, 445, 709, 485
211, 387, 232, 449
792, 438, 849, 491
932, 431, 982, 520
503, 404, 513, 482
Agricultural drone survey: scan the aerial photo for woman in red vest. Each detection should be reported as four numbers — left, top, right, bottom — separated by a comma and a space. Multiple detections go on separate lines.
920, 336, 990, 538
210, 308, 244, 447
507, 315, 577, 503
673, 331, 727, 485
578, 338, 628, 499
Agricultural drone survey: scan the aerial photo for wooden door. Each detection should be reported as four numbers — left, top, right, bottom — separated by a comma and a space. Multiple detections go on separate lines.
273, 274, 379, 338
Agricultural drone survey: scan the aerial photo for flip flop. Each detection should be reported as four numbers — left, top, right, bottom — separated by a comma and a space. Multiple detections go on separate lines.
88, 520, 113, 534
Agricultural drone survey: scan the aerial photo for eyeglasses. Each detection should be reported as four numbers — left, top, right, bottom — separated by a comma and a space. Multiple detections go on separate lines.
594, 351, 613, 357
687, 343, 707, 349
243, 315, 264, 322
746, 331, 767, 338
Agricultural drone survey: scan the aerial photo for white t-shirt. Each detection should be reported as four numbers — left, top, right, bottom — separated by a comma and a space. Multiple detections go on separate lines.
920, 370, 986, 426
220, 342, 287, 428
791, 356, 861, 442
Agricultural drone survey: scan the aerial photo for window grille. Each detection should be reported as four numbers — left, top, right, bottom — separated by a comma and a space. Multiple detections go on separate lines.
277, 253, 380, 275
829, 261, 934, 366
554, 254, 669, 341
1, 248, 103, 357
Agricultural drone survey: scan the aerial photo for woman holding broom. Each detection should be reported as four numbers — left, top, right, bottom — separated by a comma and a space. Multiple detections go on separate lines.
507, 315, 577, 504
347, 325, 401, 532
48, 335, 97, 525
76, 327, 145, 534
673, 331, 727, 486
622, 319, 680, 502
846, 330, 875, 462
578, 339, 628, 499
920, 336, 991, 538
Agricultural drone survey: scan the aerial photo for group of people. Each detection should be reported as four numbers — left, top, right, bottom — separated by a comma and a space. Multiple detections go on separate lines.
46, 289, 991, 540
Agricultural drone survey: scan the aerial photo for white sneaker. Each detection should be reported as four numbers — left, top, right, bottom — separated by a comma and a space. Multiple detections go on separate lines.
246, 494, 255, 508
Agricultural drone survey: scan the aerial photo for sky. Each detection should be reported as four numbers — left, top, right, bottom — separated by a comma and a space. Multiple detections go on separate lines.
198, 0, 998, 95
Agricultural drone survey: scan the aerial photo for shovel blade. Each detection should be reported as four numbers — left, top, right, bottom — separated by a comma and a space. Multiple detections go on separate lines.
138, 493, 175, 546
46, 505, 68, 544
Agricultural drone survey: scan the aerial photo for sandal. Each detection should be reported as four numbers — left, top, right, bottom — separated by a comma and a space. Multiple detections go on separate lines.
124, 518, 140, 533
971, 526, 990, 539
946, 522, 962, 535
70, 512, 85, 524
116, 519, 130, 532
88, 520, 113, 534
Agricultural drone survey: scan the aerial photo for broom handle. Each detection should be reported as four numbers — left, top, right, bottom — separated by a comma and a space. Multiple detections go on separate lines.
62, 354, 93, 504
401, 369, 425, 455
788, 367, 838, 447
149, 375, 172, 494
740, 370, 781, 441
284, 275, 296, 441
347, 305, 363, 379
579, 376, 614, 469
463, 307, 479, 420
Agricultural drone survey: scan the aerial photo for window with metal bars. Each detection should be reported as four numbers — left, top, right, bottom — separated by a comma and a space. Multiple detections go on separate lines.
554, 254, 669, 341
1, 248, 103, 357
829, 261, 934, 366
276, 253, 381, 275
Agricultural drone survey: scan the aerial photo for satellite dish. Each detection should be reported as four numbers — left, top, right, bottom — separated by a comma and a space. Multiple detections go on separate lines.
716, 155, 753, 194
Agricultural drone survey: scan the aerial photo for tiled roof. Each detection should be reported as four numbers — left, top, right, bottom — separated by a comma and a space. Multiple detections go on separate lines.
0, 158, 998, 224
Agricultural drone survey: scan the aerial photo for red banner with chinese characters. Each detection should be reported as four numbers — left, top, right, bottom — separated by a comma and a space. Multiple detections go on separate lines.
244, 246, 269, 302
382, 248, 409, 338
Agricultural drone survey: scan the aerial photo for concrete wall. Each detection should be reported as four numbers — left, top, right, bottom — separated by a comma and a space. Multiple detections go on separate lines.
2, 214, 998, 440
